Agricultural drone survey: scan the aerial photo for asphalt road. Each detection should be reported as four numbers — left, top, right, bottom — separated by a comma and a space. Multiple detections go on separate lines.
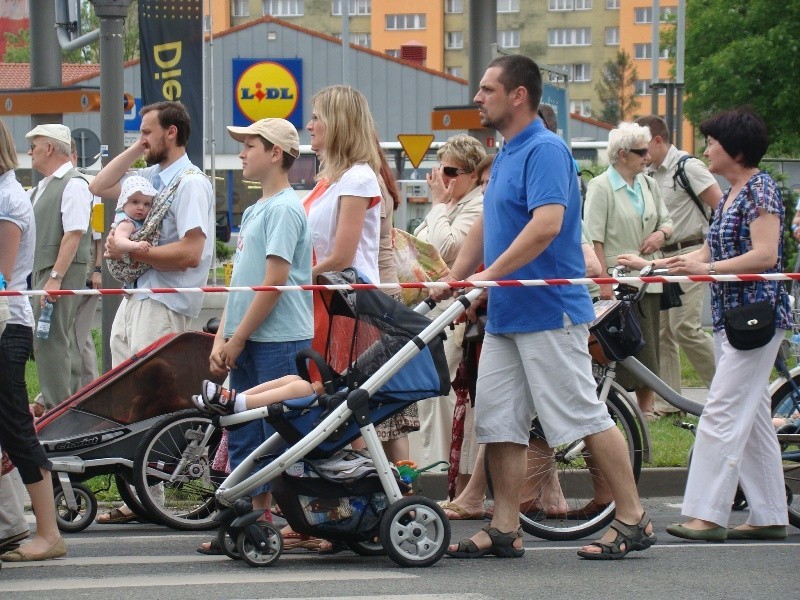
1, 496, 796, 600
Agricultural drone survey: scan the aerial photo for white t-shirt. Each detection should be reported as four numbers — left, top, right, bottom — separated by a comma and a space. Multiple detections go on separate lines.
306, 163, 382, 284
0, 170, 35, 327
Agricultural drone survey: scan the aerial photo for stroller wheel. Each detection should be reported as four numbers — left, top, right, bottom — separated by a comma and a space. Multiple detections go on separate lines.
347, 537, 385, 556
54, 482, 98, 533
216, 525, 241, 560
237, 521, 283, 567
379, 496, 450, 568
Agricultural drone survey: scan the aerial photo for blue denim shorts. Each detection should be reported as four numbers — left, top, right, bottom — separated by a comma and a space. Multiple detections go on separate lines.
226, 339, 311, 495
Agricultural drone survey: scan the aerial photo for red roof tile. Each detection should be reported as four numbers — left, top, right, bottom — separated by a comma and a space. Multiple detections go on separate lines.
0, 62, 100, 89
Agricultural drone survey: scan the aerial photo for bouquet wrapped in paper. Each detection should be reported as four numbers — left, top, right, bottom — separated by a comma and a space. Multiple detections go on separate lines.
391, 228, 449, 306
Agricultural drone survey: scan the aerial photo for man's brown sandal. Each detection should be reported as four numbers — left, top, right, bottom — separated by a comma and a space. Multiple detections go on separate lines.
446, 523, 525, 558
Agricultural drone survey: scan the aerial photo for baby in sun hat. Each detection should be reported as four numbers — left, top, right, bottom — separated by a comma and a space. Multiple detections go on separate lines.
106, 175, 159, 255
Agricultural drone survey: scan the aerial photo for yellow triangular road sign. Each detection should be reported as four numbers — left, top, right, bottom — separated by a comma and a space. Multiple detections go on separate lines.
397, 134, 435, 169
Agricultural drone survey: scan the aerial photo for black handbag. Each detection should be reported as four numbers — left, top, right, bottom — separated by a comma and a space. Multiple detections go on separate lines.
723, 300, 775, 350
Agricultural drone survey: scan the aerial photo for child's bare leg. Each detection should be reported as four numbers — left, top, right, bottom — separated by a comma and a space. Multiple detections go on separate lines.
243, 375, 305, 396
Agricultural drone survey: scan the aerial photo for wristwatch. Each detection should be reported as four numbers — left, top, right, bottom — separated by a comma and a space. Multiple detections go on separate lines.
708, 262, 717, 275
93, 266, 102, 273
50, 270, 62, 280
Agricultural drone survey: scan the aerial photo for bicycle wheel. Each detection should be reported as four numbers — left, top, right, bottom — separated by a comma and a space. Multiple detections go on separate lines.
770, 375, 800, 528
133, 410, 225, 531
488, 388, 643, 541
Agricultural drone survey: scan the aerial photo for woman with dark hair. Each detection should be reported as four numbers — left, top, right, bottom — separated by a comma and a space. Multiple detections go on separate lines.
0, 119, 66, 561
619, 107, 791, 541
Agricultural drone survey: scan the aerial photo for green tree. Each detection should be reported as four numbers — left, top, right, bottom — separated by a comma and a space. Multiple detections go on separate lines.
4, 1, 139, 63
593, 50, 639, 125
684, 0, 800, 157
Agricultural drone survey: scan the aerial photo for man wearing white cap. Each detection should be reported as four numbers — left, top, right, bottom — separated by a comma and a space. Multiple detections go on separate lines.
90, 101, 213, 524
195, 118, 311, 550
26, 123, 92, 409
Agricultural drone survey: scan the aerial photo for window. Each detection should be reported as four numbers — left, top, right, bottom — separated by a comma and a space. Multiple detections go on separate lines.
549, 0, 572, 9
606, 0, 619, 8
385, 49, 400, 57
263, 0, 304, 17
605, 26, 619, 45
350, 32, 371, 47
498, 30, 520, 49
445, 0, 463, 13
331, 0, 371, 16
572, 63, 591, 82
635, 79, 668, 96
634, 43, 670, 60
385, 13, 426, 30
445, 66, 463, 78
232, 0, 249, 17
634, 7, 652, 23
497, 0, 520, 13
634, 6, 675, 24
551, 64, 591, 82
570, 100, 592, 116
548, 28, 591, 47
445, 31, 463, 50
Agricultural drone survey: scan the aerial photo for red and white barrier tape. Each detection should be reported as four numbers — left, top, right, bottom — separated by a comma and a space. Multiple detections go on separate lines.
2, 273, 799, 297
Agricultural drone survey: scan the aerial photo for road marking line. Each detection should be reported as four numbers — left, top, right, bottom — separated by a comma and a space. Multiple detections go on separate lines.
0, 570, 416, 593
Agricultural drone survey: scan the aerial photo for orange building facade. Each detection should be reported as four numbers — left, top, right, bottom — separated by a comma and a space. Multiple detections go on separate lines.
620, 0, 694, 151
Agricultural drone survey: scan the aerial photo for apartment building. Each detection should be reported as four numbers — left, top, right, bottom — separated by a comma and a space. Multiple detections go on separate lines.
216, 1, 685, 126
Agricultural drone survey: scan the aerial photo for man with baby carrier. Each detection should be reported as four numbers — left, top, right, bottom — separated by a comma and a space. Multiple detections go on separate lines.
434, 55, 654, 560
89, 100, 214, 524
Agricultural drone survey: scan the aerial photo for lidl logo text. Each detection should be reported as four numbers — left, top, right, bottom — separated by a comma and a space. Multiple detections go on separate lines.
235, 61, 299, 122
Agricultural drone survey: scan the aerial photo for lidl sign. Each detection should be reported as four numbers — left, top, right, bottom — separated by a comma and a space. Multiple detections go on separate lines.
232, 59, 302, 128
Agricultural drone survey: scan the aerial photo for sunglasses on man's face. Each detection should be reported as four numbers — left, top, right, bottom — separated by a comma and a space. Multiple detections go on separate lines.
442, 166, 471, 178
628, 147, 649, 157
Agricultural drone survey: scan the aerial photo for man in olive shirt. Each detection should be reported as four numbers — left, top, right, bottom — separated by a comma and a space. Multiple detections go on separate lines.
636, 115, 723, 415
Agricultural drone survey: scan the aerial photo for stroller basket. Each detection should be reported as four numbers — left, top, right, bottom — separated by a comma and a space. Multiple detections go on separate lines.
272, 450, 406, 541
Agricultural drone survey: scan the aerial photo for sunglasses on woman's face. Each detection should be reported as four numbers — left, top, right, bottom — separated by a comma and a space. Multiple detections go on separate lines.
628, 147, 649, 157
442, 166, 471, 178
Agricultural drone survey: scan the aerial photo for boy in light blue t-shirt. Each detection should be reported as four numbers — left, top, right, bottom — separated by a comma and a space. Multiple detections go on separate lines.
206, 118, 313, 533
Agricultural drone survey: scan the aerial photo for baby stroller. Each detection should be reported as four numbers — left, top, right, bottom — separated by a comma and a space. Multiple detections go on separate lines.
35, 331, 226, 532
209, 270, 483, 568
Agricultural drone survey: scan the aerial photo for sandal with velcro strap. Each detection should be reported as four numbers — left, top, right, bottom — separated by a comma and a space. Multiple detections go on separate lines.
446, 523, 525, 558
577, 512, 657, 560
200, 379, 236, 415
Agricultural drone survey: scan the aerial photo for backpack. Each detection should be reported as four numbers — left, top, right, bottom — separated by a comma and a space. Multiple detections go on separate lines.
673, 154, 711, 223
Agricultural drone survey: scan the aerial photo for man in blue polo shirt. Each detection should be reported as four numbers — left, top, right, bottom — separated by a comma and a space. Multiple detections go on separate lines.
437, 55, 653, 560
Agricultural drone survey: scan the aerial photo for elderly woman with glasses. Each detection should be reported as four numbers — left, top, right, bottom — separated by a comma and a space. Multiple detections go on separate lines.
409, 134, 486, 495
584, 122, 673, 420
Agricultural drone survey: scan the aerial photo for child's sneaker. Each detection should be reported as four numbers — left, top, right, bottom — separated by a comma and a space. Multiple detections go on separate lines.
200, 380, 236, 415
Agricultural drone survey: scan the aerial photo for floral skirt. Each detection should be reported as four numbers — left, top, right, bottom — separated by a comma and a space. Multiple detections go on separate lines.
375, 404, 420, 441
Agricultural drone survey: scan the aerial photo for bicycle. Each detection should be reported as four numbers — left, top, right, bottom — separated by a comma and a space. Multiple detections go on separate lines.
506, 265, 799, 541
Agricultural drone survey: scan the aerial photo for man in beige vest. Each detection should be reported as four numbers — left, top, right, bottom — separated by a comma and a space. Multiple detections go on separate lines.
636, 115, 722, 415
26, 124, 92, 409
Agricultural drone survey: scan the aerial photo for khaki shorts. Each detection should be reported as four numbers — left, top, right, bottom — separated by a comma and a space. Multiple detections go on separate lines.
475, 317, 614, 448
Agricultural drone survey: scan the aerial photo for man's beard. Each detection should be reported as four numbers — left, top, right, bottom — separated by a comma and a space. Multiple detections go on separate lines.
145, 145, 167, 166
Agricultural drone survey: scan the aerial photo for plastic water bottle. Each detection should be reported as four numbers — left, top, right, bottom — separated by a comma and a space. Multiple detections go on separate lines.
36, 300, 54, 339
